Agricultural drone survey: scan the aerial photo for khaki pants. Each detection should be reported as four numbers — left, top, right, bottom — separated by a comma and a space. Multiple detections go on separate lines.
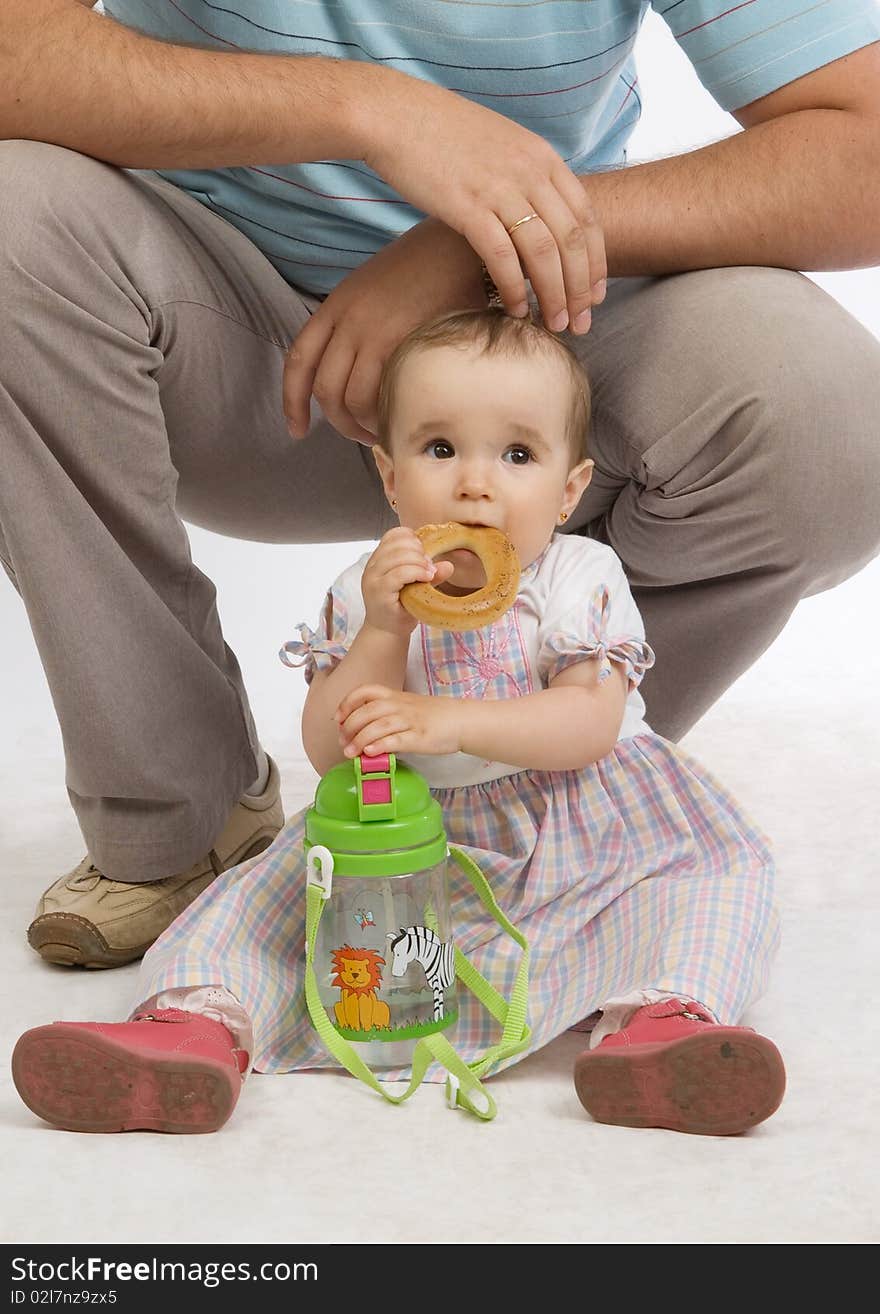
2, 141, 878, 880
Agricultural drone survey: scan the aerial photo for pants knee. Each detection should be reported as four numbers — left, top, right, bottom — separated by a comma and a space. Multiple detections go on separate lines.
753, 308, 880, 590
664, 268, 880, 590
0, 140, 124, 284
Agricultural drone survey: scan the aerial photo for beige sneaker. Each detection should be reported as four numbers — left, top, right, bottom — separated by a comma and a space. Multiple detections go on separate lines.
27, 757, 285, 969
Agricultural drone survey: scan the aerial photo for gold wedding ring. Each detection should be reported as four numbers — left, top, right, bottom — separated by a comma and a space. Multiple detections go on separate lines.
506, 213, 540, 235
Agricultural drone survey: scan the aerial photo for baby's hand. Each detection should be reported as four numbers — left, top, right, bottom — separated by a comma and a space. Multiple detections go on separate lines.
362, 527, 454, 638
336, 685, 463, 758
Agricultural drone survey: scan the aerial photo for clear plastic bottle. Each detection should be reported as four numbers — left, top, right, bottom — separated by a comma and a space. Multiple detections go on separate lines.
313, 862, 457, 1069
305, 753, 457, 1070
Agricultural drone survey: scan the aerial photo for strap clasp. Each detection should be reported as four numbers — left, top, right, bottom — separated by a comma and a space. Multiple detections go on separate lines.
306, 844, 334, 900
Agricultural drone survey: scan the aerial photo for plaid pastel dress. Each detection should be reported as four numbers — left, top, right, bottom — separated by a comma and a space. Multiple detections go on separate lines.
134, 534, 779, 1080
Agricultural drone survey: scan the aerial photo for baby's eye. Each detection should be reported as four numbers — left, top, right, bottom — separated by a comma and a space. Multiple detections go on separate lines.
503, 445, 535, 465
424, 439, 454, 459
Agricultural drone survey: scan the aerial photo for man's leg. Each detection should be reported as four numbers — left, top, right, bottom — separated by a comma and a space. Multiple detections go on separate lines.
560, 267, 880, 741
0, 141, 388, 884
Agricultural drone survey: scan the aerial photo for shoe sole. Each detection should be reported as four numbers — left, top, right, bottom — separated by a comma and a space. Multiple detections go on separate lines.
28, 831, 278, 969
12, 1027, 239, 1134
573, 1030, 786, 1136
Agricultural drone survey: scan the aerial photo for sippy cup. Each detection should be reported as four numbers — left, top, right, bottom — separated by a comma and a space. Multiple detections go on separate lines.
303, 753, 532, 1120
306, 751, 456, 1070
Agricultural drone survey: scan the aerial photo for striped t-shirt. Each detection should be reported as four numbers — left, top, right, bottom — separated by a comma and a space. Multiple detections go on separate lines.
104, 1, 880, 296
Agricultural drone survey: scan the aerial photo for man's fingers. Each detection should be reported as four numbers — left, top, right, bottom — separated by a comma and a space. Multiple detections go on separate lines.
470, 214, 531, 316
554, 163, 607, 317
305, 335, 378, 447
505, 191, 583, 333
470, 171, 604, 335
505, 177, 603, 335
282, 316, 332, 438
474, 207, 597, 333
305, 333, 354, 438
344, 350, 385, 437
284, 307, 388, 446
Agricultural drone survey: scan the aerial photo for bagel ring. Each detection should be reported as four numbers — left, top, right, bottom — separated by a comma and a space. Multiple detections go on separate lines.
400, 522, 521, 631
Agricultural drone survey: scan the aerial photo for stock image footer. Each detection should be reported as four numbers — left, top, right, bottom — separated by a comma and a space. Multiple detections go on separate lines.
5, 1249, 327, 1311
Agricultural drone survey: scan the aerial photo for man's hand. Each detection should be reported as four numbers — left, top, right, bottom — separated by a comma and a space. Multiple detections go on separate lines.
363, 72, 606, 334
284, 216, 489, 443
335, 685, 463, 759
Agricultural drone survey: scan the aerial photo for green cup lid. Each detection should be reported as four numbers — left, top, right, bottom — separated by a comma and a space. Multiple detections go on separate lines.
304, 754, 447, 876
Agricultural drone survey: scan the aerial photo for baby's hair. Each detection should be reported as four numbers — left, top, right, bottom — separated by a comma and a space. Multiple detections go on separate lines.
375, 306, 591, 466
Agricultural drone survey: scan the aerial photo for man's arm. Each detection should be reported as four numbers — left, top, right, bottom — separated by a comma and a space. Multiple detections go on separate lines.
585, 43, 880, 275
0, 1, 601, 367
0, 0, 391, 167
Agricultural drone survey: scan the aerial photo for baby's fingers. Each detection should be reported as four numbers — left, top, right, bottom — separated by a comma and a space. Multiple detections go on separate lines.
371, 532, 439, 581
430, 558, 456, 582
342, 714, 407, 758
338, 701, 399, 754
335, 684, 390, 724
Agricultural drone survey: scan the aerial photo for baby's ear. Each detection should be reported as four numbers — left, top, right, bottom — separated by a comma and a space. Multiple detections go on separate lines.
565, 457, 594, 508
371, 442, 395, 493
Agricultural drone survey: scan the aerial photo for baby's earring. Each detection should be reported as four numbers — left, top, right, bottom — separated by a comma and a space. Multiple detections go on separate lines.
391, 498, 397, 510
558, 510, 568, 524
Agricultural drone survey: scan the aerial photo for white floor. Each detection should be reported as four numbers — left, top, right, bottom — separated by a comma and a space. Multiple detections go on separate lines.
2, 551, 879, 1246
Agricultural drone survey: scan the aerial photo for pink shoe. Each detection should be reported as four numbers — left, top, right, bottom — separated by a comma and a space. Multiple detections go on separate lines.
12, 1008, 247, 1134
573, 998, 786, 1136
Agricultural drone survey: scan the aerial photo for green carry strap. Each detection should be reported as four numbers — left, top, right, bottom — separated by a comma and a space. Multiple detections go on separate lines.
303, 844, 530, 1121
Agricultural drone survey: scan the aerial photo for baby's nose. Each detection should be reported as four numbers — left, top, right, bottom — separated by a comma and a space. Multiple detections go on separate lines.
456, 465, 493, 495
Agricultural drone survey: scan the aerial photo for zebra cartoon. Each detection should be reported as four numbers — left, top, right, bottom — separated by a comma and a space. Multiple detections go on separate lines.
387, 925, 455, 1021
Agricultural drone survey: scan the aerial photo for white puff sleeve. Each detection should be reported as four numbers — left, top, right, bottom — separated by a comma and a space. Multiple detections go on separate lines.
279, 570, 360, 685
536, 551, 655, 690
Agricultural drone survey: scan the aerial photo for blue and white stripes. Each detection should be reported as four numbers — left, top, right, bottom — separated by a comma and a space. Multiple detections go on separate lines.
102, 2, 880, 295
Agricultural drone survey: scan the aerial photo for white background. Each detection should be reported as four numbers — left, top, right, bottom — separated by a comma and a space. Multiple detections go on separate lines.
2, 9, 879, 764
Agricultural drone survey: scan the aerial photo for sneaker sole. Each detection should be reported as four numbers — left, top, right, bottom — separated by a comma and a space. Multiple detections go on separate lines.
28, 831, 278, 969
573, 1030, 786, 1136
11, 1027, 239, 1134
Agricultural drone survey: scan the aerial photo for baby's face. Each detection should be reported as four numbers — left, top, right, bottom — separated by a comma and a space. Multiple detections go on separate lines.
373, 345, 592, 590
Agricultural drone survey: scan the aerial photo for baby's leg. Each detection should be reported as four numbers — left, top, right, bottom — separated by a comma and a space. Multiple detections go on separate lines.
13, 831, 280, 1136
571, 851, 784, 1135
11, 1005, 248, 1134
128, 812, 336, 1079
143, 984, 255, 1075
573, 996, 785, 1136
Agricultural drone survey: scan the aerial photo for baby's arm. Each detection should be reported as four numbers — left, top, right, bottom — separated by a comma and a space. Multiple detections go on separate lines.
335, 657, 629, 770
458, 658, 629, 770
301, 527, 453, 776
301, 625, 410, 776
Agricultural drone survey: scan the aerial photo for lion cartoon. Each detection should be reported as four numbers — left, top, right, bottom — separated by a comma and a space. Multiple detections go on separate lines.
330, 945, 391, 1032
